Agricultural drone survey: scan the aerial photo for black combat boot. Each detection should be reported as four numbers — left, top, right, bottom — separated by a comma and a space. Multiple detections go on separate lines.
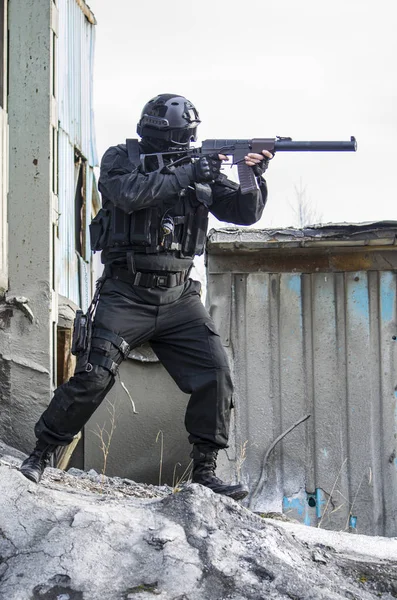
19, 440, 57, 483
191, 444, 249, 501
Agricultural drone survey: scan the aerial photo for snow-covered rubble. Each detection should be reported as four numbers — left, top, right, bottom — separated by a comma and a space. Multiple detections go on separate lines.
0, 441, 396, 600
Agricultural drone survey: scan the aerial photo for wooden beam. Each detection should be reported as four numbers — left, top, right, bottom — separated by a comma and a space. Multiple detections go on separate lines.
75, 0, 97, 25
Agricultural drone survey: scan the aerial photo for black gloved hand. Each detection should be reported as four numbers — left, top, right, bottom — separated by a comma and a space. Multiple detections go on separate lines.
172, 154, 223, 189
192, 154, 222, 183
251, 156, 270, 177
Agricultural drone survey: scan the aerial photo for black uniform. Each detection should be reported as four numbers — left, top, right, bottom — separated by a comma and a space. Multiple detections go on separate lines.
35, 141, 267, 450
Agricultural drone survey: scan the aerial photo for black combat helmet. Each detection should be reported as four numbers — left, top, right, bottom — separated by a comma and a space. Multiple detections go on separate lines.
137, 94, 201, 149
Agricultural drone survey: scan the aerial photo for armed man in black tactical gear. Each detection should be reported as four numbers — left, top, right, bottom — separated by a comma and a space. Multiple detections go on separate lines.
20, 94, 272, 500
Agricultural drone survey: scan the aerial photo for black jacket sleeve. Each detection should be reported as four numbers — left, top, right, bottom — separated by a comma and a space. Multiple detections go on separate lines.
209, 174, 268, 225
98, 145, 194, 214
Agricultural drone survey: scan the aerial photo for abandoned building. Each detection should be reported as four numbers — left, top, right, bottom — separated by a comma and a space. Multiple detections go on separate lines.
0, 0, 99, 452
0, 0, 396, 538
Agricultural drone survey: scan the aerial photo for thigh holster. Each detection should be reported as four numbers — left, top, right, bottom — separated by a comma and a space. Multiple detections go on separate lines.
84, 328, 130, 376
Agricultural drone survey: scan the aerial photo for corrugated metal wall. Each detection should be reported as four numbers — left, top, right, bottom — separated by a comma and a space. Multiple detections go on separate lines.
0, 0, 7, 293
57, 128, 79, 303
56, 0, 97, 310
207, 228, 397, 536
0, 107, 7, 292
57, 0, 97, 162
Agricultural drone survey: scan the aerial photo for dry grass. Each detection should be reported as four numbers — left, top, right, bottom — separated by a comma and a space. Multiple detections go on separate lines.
236, 440, 248, 481
92, 398, 118, 481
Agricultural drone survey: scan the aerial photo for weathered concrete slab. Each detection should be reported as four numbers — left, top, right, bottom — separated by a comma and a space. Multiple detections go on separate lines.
1, 445, 397, 600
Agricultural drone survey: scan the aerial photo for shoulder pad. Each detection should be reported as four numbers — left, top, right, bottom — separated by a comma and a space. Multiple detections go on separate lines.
100, 144, 129, 175
101, 144, 127, 162
126, 139, 140, 165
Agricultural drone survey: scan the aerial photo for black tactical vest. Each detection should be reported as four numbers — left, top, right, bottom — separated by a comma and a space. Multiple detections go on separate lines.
90, 139, 210, 260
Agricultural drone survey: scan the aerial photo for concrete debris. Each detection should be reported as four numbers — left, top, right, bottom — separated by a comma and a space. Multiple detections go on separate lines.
128, 341, 159, 363
0, 353, 50, 375
58, 295, 79, 328
1, 441, 397, 600
4, 294, 34, 322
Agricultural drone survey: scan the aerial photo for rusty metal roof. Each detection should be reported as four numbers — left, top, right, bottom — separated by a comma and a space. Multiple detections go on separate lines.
207, 221, 397, 251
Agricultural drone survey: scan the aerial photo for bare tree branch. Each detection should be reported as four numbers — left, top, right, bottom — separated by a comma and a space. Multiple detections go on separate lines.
290, 179, 323, 228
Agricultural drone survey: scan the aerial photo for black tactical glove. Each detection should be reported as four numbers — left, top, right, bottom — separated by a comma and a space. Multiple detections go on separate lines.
192, 154, 222, 183
251, 156, 270, 177
173, 154, 223, 189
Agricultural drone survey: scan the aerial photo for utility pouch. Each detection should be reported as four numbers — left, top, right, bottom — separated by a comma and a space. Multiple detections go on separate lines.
129, 208, 155, 246
180, 204, 208, 258
71, 310, 91, 355
72, 275, 106, 373
109, 206, 130, 246
194, 182, 213, 207
89, 208, 110, 252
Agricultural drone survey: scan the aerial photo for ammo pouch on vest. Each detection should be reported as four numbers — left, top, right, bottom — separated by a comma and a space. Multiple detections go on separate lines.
180, 204, 208, 258
90, 205, 158, 251
108, 206, 157, 248
90, 203, 208, 258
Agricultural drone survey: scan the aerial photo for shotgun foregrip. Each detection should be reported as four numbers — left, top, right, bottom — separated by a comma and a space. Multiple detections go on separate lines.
251, 139, 276, 153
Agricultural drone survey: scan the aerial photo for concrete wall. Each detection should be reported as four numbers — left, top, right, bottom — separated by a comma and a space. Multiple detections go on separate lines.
0, 0, 55, 450
206, 224, 397, 536
84, 348, 192, 487
0, 0, 98, 453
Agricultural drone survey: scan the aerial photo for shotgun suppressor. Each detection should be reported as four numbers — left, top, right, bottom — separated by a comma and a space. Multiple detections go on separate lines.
143, 135, 358, 194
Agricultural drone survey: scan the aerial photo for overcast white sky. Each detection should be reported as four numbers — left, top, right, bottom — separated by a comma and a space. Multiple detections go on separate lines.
88, 0, 397, 228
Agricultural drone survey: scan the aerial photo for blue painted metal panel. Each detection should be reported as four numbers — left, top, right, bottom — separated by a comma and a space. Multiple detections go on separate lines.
207, 235, 397, 536
57, 127, 79, 305
378, 271, 397, 535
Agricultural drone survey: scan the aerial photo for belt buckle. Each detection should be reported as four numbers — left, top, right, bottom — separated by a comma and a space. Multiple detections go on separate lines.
156, 275, 167, 287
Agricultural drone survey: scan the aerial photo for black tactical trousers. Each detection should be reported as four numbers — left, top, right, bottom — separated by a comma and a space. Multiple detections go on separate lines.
35, 277, 233, 449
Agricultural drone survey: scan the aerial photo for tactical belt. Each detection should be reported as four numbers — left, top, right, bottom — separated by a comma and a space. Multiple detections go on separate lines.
105, 265, 191, 288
